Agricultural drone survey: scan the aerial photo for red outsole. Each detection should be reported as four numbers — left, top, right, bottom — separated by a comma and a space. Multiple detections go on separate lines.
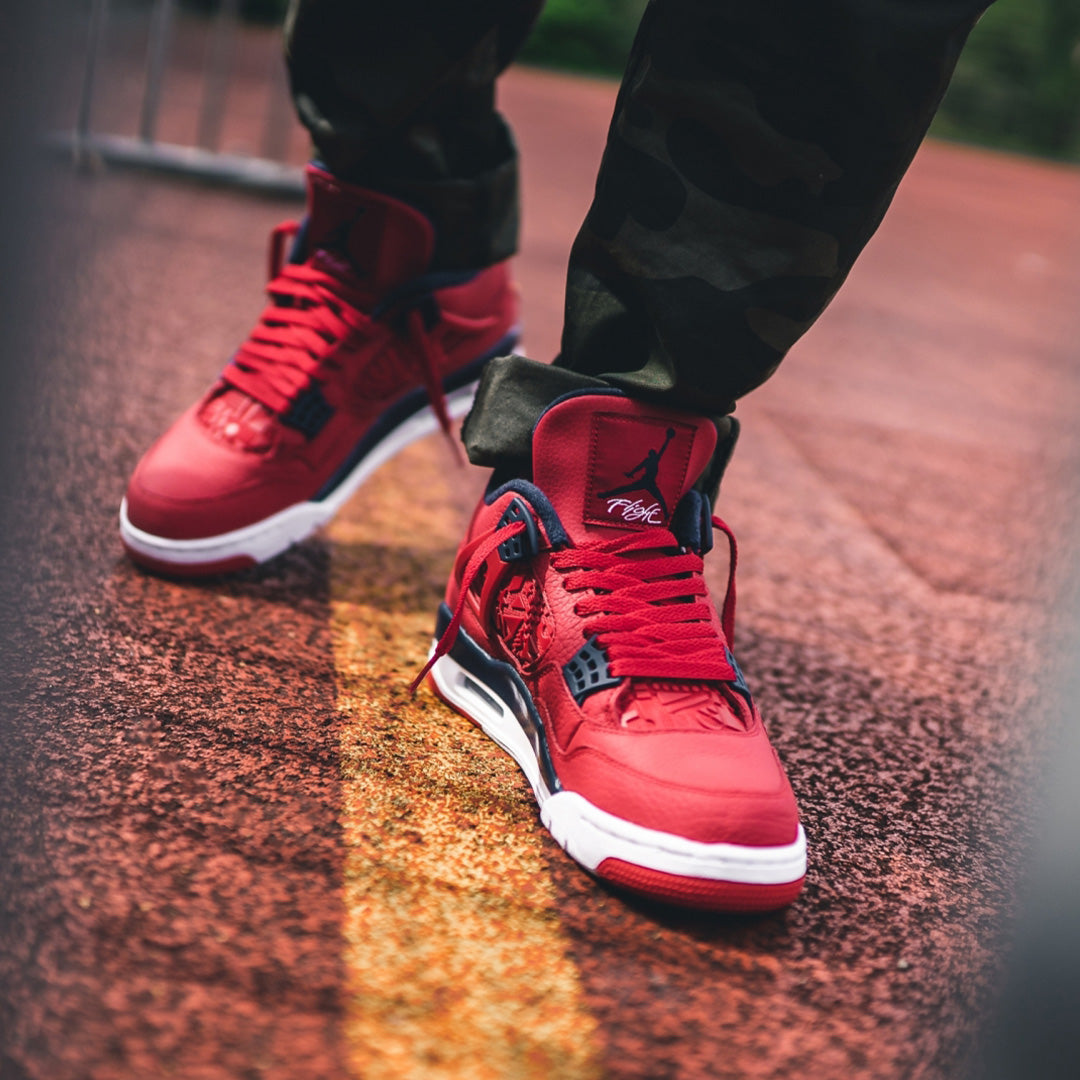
428, 673, 803, 914
597, 857, 804, 913
122, 542, 258, 579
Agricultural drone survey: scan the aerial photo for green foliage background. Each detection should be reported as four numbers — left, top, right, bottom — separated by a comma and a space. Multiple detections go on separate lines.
516, 0, 1080, 162
518, 0, 649, 75
180, 0, 1079, 161
929, 0, 1080, 160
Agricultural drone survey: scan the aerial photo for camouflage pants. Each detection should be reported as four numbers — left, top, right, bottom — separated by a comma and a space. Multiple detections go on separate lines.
286, 0, 992, 481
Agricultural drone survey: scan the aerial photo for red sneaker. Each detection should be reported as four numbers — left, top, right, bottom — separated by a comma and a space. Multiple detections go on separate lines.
418, 391, 805, 911
120, 165, 519, 576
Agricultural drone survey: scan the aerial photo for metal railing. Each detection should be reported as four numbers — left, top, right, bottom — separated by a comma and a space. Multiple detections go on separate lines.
56, 0, 304, 198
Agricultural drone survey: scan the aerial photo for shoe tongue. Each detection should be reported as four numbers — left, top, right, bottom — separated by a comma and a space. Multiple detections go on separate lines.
531, 393, 717, 543
302, 165, 435, 302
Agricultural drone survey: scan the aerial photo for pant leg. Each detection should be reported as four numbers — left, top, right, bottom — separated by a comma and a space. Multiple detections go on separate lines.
463, 0, 993, 477
284, 0, 544, 271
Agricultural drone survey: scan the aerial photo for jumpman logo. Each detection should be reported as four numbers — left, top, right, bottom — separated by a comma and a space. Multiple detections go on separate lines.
322, 207, 369, 278
598, 426, 677, 518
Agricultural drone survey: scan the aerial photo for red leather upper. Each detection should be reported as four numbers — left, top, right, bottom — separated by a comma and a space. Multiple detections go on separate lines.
443, 393, 801, 848
532, 392, 716, 542
125, 166, 518, 541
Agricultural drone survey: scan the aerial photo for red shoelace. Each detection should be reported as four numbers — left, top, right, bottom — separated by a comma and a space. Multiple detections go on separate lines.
221, 221, 474, 455
411, 513, 740, 693
551, 524, 737, 681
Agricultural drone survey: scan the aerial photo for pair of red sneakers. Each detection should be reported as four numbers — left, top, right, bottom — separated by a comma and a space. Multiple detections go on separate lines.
122, 165, 805, 912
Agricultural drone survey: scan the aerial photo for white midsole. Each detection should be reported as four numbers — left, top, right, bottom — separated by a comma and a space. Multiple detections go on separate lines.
428, 645, 807, 885
119, 381, 479, 567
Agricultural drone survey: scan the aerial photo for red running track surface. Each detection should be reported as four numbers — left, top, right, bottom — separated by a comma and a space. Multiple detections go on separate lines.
2, 63, 1080, 1079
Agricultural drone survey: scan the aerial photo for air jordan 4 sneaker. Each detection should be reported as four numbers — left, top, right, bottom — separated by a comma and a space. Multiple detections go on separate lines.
121, 164, 519, 575
418, 390, 806, 911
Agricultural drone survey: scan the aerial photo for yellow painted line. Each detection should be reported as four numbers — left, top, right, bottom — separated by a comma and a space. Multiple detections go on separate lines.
329, 442, 603, 1080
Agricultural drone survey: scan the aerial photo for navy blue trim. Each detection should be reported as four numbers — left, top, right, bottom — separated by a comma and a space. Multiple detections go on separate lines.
531, 386, 627, 442
671, 490, 704, 551
435, 602, 562, 794
483, 479, 569, 547
700, 494, 714, 555
289, 218, 310, 264
724, 646, 753, 707
311, 332, 518, 502
670, 491, 714, 554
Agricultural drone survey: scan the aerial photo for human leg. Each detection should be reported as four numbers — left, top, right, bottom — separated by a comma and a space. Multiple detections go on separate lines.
285, 0, 544, 269
121, 0, 542, 574
434, 0, 993, 909
463, 0, 993, 479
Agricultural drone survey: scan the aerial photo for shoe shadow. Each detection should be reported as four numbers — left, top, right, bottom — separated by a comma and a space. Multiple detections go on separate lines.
111, 528, 458, 621
328, 538, 458, 616
109, 537, 333, 617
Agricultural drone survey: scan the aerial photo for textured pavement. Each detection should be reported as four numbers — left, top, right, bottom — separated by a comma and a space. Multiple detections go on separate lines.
2, 62, 1080, 1080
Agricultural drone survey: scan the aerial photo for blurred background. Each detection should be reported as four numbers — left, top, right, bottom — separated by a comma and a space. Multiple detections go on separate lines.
2, 3, 1078, 1079
524, 0, 1080, 165
39, 0, 1080, 169
179, 0, 1080, 162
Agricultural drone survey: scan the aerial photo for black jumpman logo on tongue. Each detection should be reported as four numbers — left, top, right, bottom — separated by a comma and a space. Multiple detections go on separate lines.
598, 426, 676, 518
321, 206, 369, 278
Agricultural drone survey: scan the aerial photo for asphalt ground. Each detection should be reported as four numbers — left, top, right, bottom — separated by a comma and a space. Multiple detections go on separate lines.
3, 56, 1080, 1080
